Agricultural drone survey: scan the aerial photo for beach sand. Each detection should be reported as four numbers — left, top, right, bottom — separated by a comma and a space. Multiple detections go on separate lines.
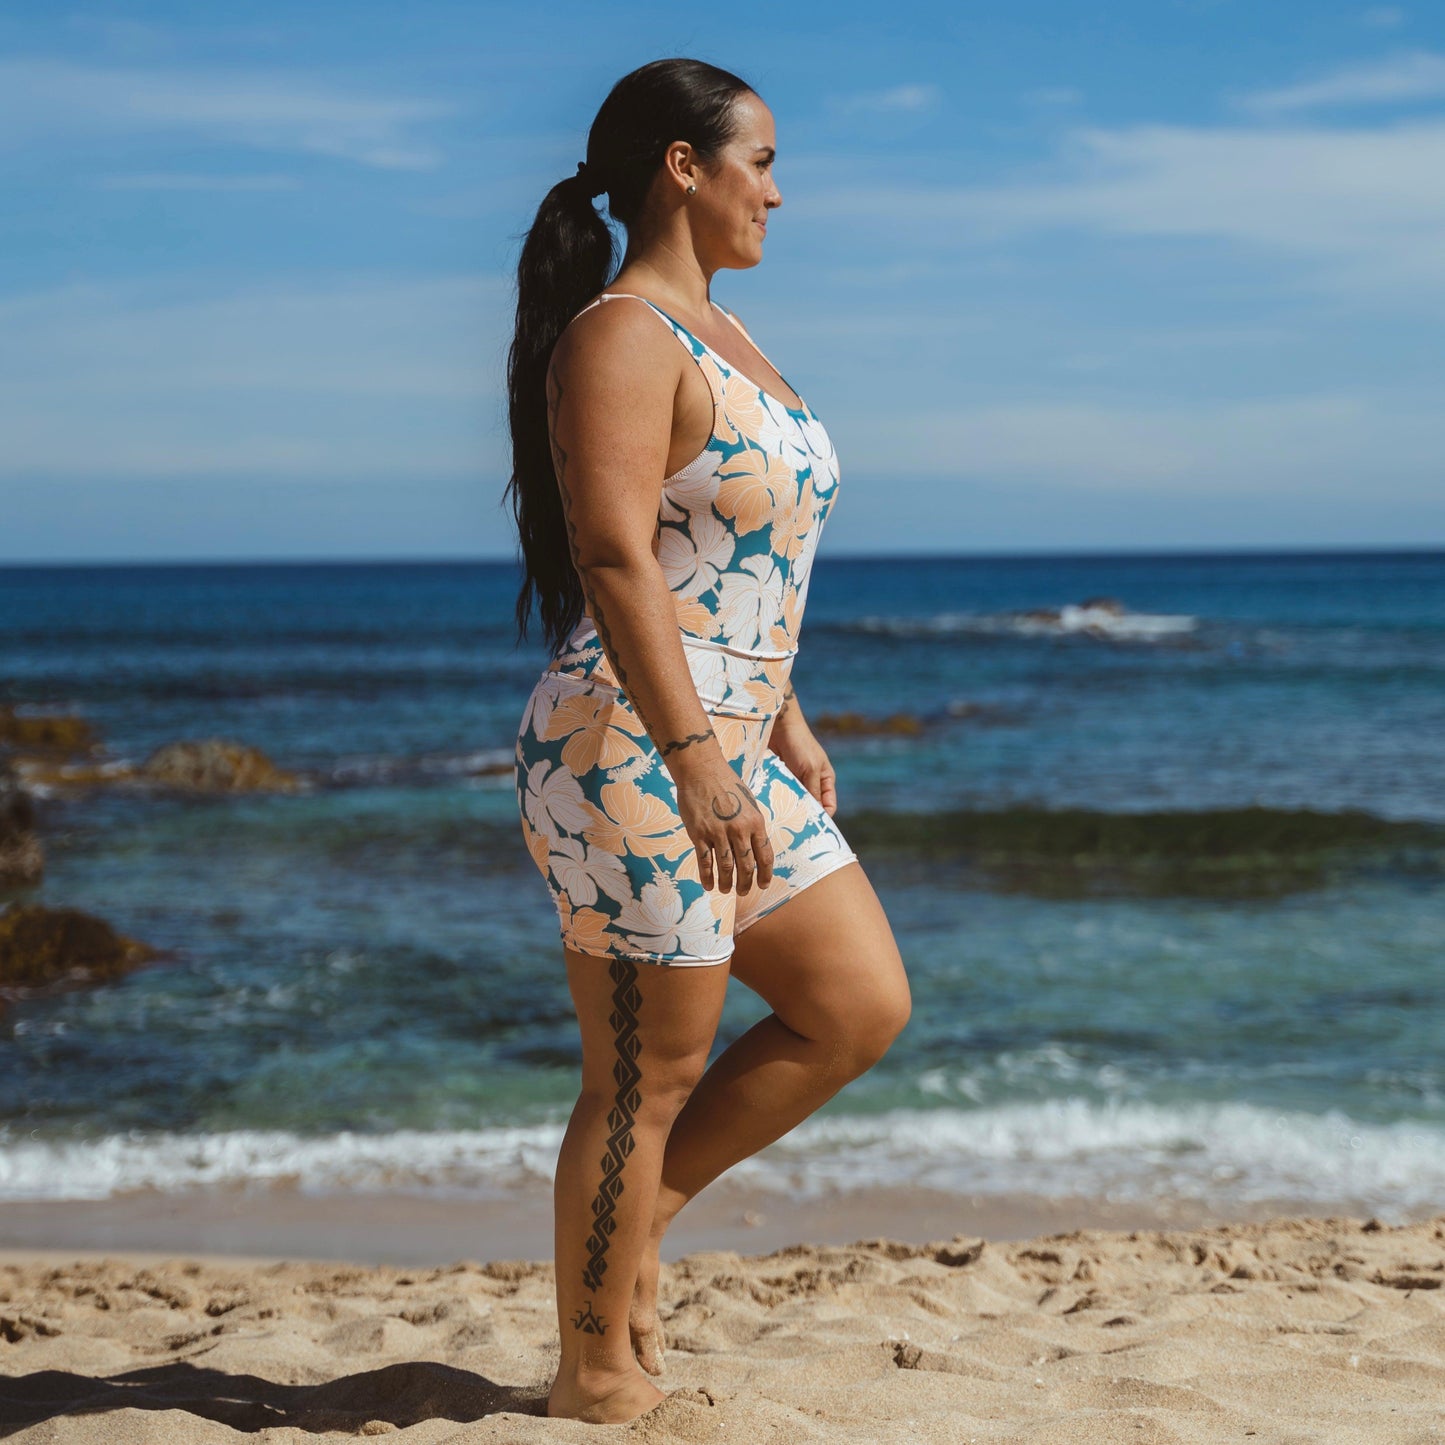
2, 1192, 1443, 1442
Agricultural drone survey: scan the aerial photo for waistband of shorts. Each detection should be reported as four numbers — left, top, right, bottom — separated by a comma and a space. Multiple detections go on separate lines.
555, 622, 797, 665
536, 635, 792, 721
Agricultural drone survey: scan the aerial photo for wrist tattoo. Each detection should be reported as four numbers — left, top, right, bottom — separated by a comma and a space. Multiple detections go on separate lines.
660, 728, 715, 758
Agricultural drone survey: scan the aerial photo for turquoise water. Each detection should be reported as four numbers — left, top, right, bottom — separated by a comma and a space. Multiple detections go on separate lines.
2, 553, 1442, 1220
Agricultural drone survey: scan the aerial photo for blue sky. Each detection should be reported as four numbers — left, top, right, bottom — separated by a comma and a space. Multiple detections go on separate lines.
3, 0, 1443, 562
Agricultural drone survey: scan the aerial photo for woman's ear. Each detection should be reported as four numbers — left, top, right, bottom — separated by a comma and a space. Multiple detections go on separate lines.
664, 139, 699, 196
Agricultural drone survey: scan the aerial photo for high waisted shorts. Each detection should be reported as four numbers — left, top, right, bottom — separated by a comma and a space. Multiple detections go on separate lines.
513, 647, 859, 967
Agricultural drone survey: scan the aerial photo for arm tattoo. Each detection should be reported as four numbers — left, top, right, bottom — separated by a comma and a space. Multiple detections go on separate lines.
660, 728, 715, 758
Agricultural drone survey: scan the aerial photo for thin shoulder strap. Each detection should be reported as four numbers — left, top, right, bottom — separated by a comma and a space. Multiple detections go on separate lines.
576, 290, 668, 321
564, 290, 681, 340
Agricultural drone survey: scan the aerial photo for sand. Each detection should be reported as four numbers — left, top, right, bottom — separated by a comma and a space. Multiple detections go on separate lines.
2, 1209, 1443, 1443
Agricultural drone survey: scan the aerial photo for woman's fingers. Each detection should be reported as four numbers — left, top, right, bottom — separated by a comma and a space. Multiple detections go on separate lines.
716, 836, 735, 892
695, 836, 716, 891
730, 829, 754, 894
686, 777, 777, 895
695, 823, 775, 895
750, 824, 775, 889
820, 766, 837, 816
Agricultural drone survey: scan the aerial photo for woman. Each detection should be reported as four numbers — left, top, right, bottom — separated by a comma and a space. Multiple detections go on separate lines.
506, 57, 911, 1425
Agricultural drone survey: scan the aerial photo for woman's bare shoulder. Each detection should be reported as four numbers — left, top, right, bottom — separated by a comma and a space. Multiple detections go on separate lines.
550, 293, 680, 388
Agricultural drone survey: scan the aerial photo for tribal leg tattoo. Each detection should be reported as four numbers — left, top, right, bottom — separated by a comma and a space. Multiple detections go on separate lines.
571, 955, 643, 1334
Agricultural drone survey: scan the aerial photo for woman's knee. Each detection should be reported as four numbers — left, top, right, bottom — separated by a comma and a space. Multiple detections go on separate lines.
847, 991, 911, 1068
577, 1051, 708, 1119
806, 972, 910, 1073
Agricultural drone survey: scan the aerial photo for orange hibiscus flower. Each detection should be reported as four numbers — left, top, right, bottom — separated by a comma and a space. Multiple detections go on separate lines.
545, 691, 646, 774
714, 449, 795, 536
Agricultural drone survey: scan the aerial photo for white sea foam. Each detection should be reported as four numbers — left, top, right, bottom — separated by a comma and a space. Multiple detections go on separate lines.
0, 1124, 565, 1203
850, 605, 1198, 643
2, 1099, 1439, 1221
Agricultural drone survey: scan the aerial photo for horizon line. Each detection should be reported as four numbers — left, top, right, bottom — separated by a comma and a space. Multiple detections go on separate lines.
2, 543, 1444, 571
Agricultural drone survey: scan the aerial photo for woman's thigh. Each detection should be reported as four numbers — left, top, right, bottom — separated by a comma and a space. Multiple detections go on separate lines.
727, 859, 911, 1054
565, 948, 732, 1104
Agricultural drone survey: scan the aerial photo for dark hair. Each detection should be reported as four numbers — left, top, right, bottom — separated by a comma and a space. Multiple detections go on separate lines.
504, 57, 755, 656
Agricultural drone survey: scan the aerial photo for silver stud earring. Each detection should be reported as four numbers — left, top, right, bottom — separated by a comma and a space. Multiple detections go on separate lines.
685, 183, 696, 195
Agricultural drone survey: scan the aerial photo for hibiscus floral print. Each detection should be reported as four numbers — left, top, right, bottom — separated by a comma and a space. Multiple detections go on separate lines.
514, 293, 856, 966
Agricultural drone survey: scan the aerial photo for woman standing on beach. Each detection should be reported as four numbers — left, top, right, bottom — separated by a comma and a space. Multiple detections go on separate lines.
506, 57, 911, 1425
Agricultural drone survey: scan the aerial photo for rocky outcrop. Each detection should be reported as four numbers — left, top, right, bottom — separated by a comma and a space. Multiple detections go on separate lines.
0, 902, 162, 1007
0, 756, 43, 886
812, 710, 924, 736
3, 695, 302, 794
137, 738, 302, 792
0, 704, 100, 757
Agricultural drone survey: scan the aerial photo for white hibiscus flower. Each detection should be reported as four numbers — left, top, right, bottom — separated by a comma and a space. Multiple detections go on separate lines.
681, 644, 764, 714
754, 392, 809, 468
658, 511, 734, 596
715, 556, 785, 653
613, 871, 721, 958
522, 759, 594, 838
790, 527, 820, 603
660, 457, 723, 523
520, 678, 557, 742
797, 416, 839, 496
548, 835, 633, 907
685, 645, 729, 711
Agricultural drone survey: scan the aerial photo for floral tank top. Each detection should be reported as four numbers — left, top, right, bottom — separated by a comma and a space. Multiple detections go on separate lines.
545, 292, 842, 721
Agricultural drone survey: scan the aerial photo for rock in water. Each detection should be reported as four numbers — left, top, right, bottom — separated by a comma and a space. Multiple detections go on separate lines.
813, 710, 924, 736
138, 738, 301, 793
0, 756, 43, 886
0, 902, 160, 997
0, 704, 100, 757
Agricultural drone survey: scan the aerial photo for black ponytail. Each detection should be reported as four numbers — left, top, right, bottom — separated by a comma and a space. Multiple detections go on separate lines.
504, 57, 755, 655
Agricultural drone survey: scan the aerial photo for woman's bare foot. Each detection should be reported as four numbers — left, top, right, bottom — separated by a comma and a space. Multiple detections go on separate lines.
546, 1364, 665, 1424
629, 1235, 667, 1376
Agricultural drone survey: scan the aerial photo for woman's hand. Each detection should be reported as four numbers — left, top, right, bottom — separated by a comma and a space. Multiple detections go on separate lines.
768, 712, 838, 817
673, 755, 776, 895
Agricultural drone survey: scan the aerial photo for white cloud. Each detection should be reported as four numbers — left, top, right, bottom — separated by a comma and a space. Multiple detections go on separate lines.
0, 274, 511, 481
795, 118, 1445, 302
1361, 6, 1406, 28
835, 82, 942, 115
1235, 49, 1445, 112
834, 391, 1444, 497
0, 57, 452, 169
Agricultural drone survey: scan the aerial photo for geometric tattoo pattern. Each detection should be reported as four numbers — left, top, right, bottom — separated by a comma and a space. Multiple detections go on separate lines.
580, 957, 642, 1296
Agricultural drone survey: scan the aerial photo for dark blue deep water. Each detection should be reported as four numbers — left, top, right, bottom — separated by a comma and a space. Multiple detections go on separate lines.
1, 552, 1441, 1220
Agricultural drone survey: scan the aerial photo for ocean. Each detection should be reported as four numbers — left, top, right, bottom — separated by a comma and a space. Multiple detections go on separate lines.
2, 551, 1442, 1225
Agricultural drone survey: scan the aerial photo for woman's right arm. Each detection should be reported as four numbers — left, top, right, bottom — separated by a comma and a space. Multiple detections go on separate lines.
545, 303, 774, 898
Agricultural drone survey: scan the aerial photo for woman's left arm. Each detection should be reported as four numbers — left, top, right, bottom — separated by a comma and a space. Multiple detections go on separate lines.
768, 682, 838, 817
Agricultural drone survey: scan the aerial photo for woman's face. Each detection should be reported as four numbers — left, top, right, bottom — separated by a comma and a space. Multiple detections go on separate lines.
693, 91, 783, 271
